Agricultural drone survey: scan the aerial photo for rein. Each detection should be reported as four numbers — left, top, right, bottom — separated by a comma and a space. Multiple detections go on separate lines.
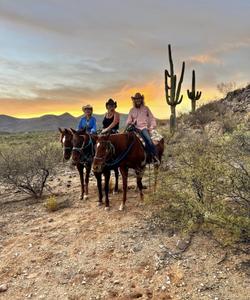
105, 133, 136, 169
73, 134, 94, 164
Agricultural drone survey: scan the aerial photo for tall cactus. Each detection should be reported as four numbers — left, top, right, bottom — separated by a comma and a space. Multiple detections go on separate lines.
187, 70, 202, 112
165, 44, 185, 132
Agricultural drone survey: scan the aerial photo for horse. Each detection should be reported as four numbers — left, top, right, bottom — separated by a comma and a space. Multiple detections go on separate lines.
69, 128, 119, 208
92, 131, 164, 210
59, 127, 92, 200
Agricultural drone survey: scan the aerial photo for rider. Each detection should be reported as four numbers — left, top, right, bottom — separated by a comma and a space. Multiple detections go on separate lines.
126, 92, 159, 164
102, 99, 120, 134
78, 104, 97, 134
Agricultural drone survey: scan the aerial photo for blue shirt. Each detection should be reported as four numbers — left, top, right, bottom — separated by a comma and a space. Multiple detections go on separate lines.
77, 116, 97, 134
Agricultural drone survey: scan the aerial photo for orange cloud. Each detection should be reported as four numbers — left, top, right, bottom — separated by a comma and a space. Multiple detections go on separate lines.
0, 79, 220, 119
188, 54, 221, 65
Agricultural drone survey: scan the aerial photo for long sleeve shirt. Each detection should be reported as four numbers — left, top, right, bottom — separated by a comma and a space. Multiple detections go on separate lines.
126, 105, 157, 131
77, 116, 97, 133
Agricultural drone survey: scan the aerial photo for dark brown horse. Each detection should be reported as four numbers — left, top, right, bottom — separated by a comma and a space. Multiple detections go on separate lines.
70, 129, 119, 209
59, 128, 92, 200
92, 132, 164, 210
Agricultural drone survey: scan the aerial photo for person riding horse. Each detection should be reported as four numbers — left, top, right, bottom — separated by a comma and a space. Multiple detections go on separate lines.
102, 99, 120, 134
78, 104, 97, 133
126, 92, 160, 164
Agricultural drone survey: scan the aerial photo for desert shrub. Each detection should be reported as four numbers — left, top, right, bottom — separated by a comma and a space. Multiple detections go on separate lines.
217, 81, 237, 97
185, 101, 227, 127
0, 141, 61, 198
45, 195, 58, 211
152, 127, 250, 245
221, 116, 237, 133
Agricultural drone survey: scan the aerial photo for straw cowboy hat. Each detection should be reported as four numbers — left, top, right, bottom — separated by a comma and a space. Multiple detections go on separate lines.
82, 104, 93, 111
131, 92, 144, 100
105, 98, 117, 108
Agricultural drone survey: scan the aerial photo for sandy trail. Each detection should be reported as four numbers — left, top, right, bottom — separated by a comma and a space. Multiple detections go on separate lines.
0, 167, 249, 300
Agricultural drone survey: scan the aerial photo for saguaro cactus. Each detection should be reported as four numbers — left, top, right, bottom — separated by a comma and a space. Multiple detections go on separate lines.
187, 70, 202, 112
165, 44, 185, 132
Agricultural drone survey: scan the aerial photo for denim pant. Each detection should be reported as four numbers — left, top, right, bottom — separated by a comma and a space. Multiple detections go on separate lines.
140, 129, 157, 156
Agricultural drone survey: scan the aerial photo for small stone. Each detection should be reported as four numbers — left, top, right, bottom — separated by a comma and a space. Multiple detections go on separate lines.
114, 280, 120, 284
0, 284, 8, 292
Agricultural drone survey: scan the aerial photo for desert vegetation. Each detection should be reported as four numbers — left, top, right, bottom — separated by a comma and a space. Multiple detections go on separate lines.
152, 125, 250, 245
0, 132, 61, 198
0, 86, 249, 299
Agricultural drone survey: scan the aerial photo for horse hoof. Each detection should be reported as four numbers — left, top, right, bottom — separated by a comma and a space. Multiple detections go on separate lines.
113, 190, 118, 195
84, 195, 89, 200
119, 204, 124, 211
105, 206, 110, 211
79, 196, 83, 200
97, 202, 103, 207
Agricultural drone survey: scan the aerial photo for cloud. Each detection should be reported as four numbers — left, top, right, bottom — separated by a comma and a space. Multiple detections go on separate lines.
188, 54, 221, 65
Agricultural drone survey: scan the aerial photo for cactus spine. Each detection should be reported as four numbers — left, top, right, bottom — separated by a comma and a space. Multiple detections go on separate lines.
165, 44, 185, 132
187, 70, 202, 112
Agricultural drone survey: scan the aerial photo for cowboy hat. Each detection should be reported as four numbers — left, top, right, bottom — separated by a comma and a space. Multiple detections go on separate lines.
131, 92, 144, 100
82, 104, 93, 111
105, 98, 117, 108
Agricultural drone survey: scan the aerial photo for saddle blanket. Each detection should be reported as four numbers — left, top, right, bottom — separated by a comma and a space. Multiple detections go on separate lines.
135, 129, 163, 147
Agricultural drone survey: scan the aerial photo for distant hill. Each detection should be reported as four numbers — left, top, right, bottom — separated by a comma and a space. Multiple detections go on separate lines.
0, 113, 128, 133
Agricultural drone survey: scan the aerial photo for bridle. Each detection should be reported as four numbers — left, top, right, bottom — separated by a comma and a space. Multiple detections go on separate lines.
94, 133, 136, 169
72, 134, 93, 154
61, 135, 73, 152
72, 133, 95, 165
94, 140, 115, 162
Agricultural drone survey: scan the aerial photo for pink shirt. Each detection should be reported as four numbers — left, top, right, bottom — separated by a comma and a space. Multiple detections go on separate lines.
126, 105, 157, 131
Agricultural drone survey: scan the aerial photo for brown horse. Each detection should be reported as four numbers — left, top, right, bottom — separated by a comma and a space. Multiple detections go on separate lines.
70, 129, 119, 208
92, 132, 164, 210
59, 128, 92, 200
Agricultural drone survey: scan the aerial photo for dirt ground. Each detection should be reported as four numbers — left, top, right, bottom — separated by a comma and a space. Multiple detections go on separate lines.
0, 166, 249, 300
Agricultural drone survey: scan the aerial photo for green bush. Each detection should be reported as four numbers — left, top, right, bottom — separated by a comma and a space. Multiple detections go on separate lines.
152, 127, 250, 245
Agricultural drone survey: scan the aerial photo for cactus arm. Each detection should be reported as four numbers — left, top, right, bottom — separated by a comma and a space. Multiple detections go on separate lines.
168, 44, 174, 76
192, 69, 195, 91
176, 95, 183, 105
176, 61, 185, 101
196, 91, 202, 100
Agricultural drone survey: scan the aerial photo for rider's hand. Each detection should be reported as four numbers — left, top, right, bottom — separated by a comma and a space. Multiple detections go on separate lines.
101, 129, 107, 134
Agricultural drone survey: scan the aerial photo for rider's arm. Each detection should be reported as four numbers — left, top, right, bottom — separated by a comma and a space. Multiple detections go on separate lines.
77, 117, 85, 130
147, 107, 157, 131
102, 112, 120, 132
90, 117, 97, 134
126, 108, 133, 125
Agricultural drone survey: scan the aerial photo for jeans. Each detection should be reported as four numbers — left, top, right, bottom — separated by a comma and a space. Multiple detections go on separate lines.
140, 129, 157, 156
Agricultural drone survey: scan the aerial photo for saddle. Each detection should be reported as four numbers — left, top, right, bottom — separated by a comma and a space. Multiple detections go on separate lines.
125, 125, 163, 163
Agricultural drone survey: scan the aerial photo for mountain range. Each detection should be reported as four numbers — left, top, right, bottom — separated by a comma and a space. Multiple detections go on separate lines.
0, 113, 128, 133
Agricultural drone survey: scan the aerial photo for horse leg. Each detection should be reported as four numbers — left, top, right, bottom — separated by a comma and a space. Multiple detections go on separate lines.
136, 169, 144, 201
113, 167, 119, 194
77, 164, 84, 200
84, 164, 91, 200
119, 166, 128, 211
104, 170, 111, 210
94, 172, 103, 206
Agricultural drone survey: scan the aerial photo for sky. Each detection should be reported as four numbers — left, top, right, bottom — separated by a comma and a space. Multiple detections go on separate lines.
0, 0, 249, 119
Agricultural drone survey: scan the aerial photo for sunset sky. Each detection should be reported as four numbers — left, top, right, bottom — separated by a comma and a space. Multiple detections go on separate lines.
0, 0, 249, 119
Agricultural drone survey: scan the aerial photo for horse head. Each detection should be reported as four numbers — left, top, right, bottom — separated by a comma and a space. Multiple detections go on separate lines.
59, 128, 73, 161
70, 128, 97, 166
92, 134, 115, 173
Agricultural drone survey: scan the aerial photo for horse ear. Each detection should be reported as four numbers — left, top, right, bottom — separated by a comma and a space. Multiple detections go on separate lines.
77, 127, 86, 135
58, 127, 64, 133
69, 128, 77, 135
